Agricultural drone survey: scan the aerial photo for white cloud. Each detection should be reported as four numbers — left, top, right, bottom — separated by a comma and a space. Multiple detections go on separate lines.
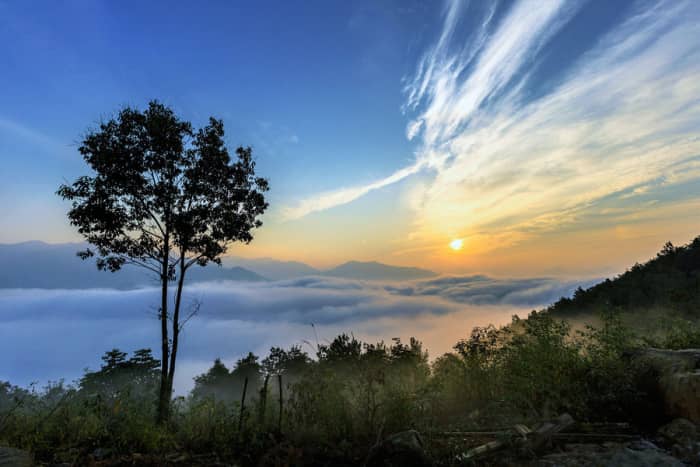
279, 0, 700, 251
281, 161, 425, 220
0, 275, 584, 393
408, 0, 700, 243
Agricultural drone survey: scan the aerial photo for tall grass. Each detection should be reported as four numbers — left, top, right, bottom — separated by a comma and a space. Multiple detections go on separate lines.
0, 311, 696, 464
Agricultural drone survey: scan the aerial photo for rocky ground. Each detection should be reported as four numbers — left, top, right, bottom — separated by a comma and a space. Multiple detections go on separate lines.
2, 418, 699, 466
369, 418, 700, 466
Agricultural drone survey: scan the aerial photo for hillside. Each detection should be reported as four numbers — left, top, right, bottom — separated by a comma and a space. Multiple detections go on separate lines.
549, 236, 700, 316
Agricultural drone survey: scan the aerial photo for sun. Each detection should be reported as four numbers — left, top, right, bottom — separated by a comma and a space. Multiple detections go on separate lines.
449, 238, 464, 251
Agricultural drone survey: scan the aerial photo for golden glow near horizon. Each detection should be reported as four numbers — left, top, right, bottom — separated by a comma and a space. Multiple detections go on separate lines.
258, 0, 700, 278
449, 238, 464, 251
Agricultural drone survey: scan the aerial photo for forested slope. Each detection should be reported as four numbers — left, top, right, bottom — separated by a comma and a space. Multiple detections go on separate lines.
549, 236, 700, 317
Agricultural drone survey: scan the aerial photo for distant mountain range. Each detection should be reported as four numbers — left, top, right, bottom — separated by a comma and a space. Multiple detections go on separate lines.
225, 257, 436, 281
0, 242, 264, 289
0, 242, 437, 289
323, 260, 436, 281
223, 256, 319, 280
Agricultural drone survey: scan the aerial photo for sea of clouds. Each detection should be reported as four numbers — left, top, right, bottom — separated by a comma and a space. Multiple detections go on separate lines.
0, 275, 595, 394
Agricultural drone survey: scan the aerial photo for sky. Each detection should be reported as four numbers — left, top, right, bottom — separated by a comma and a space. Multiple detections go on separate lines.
1, 0, 700, 277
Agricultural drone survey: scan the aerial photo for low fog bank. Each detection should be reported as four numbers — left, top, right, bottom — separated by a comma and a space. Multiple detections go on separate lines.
0, 275, 593, 394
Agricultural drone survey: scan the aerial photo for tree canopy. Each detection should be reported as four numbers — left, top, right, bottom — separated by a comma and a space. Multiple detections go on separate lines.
57, 101, 269, 276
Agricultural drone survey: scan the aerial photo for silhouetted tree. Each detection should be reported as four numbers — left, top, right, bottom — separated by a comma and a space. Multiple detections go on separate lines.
57, 101, 269, 422
191, 358, 232, 401
231, 352, 263, 398
262, 346, 310, 375
80, 348, 160, 399
317, 333, 363, 363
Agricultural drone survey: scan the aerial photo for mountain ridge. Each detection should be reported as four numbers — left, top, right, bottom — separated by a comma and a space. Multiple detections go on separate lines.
0, 242, 265, 289
0, 242, 439, 287
323, 260, 437, 281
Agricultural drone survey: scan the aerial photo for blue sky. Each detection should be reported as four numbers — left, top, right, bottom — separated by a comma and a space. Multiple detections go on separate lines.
1, 0, 699, 275
0, 0, 428, 225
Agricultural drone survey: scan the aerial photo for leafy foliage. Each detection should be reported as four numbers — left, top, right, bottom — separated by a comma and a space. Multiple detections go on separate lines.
57, 102, 269, 274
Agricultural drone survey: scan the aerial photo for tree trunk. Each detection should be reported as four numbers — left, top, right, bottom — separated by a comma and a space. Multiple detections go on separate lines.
238, 376, 249, 433
156, 239, 171, 424
166, 253, 187, 406
258, 374, 270, 425
278, 374, 283, 434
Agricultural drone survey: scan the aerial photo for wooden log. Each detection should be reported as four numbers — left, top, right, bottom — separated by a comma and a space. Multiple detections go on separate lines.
462, 413, 577, 460
513, 424, 532, 438
528, 413, 575, 452
464, 439, 506, 459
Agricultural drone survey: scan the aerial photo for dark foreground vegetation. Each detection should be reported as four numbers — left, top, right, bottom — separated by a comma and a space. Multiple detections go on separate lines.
1, 237, 700, 466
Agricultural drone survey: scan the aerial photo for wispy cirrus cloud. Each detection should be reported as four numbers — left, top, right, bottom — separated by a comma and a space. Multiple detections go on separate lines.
282, 162, 424, 220
407, 0, 700, 247
282, 0, 577, 220
0, 117, 65, 153
282, 0, 700, 253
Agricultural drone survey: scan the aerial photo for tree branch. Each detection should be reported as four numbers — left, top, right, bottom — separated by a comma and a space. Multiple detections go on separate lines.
122, 257, 162, 275
179, 300, 201, 332
184, 254, 206, 269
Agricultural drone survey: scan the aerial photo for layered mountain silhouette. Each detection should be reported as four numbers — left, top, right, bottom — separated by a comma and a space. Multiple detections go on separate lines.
323, 261, 436, 281
223, 256, 320, 280
225, 257, 436, 281
0, 242, 438, 288
0, 242, 264, 289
